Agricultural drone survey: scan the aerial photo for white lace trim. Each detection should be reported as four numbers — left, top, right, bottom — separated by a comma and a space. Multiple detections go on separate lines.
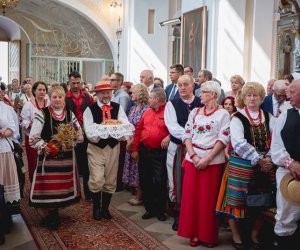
86, 123, 134, 140
4, 191, 21, 203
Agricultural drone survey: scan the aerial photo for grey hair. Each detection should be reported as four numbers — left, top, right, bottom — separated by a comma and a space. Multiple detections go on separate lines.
201, 80, 221, 98
151, 87, 166, 102
273, 80, 289, 91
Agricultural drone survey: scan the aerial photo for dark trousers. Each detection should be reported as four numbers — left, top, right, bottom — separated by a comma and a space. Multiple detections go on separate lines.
138, 144, 167, 215
75, 137, 90, 196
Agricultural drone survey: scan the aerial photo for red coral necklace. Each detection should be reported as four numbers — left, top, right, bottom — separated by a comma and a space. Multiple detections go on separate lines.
244, 106, 262, 126
49, 106, 65, 121
204, 105, 219, 116
35, 99, 46, 110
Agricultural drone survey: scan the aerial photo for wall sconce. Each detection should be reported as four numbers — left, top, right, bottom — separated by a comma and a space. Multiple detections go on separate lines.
159, 17, 181, 27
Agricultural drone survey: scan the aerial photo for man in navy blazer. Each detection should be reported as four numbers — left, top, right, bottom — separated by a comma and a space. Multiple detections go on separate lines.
261, 80, 289, 116
165, 64, 184, 101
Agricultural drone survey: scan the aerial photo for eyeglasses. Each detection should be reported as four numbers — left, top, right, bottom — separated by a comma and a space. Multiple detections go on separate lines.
200, 90, 212, 94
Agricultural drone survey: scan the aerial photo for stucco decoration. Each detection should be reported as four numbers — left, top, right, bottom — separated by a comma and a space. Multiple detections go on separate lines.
9, 0, 112, 59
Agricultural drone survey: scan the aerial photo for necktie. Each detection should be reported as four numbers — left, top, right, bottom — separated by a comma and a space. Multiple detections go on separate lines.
169, 85, 177, 100
101, 105, 113, 121
275, 101, 283, 117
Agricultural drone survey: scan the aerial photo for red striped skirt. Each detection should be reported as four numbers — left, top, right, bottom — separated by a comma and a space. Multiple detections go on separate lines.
29, 151, 80, 208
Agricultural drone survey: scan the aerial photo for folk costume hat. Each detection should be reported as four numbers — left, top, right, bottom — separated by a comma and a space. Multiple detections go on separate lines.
93, 81, 115, 92
280, 173, 300, 206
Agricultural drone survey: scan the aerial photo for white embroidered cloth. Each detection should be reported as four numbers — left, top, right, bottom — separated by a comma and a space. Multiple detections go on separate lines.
86, 123, 134, 140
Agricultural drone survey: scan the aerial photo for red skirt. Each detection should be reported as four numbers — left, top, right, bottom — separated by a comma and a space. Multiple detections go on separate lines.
178, 160, 224, 245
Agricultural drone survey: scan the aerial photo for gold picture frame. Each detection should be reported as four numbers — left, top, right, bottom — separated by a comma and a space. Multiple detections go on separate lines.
182, 6, 207, 77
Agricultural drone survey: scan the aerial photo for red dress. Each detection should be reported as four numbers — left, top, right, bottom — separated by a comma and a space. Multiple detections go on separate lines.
178, 160, 224, 244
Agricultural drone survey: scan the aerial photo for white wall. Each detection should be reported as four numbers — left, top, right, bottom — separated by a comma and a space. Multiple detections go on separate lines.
123, 0, 169, 83
0, 42, 8, 84
182, 0, 275, 91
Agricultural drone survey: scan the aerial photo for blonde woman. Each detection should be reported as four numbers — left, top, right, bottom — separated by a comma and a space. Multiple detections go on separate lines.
122, 83, 149, 205
29, 84, 83, 230
178, 81, 230, 247
225, 75, 245, 98
217, 82, 274, 250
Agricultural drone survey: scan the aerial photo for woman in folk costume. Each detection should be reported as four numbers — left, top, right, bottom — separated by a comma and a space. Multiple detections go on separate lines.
20, 81, 50, 182
216, 82, 274, 250
178, 81, 230, 248
0, 82, 20, 244
29, 84, 83, 230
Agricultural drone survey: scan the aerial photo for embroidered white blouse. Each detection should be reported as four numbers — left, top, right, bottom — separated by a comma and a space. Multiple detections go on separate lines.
230, 108, 267, 166
0, 101, 19, 153
183, 107, 230, 164
29, 109, 83, 152
20, 99, 50, 136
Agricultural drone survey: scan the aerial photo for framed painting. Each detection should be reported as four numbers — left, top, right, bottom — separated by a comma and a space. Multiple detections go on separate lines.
182, 6, 207, 77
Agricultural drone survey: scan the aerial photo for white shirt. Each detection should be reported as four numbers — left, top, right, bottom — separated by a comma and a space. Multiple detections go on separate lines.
147, 83, 155, 93
20, 99, 50, 135
83, 100, 129, 143
0, 101, 19, 153
164, 97, 195, 140
230, 108, 267, 165
183, 107, 230, 164
271, 109, 300, 167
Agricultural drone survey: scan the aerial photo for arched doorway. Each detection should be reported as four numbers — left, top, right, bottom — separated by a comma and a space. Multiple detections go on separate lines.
2, 0, 114, 85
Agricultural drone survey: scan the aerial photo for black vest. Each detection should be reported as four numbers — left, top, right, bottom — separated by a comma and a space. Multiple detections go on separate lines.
66, 92, 91, 117
233, 110, 270, 153
281, 108, 300, 161
41, 107, 72, 142
89, 102, 120, 148
170, 97, 203, 144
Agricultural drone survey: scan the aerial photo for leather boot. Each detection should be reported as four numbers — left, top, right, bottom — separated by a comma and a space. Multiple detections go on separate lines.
92, 192, 101, 220
47, 209, 60, 230
101, 192, 112, 220
172, 211, 179, 231
0, 213, 5, 245
83, 179, 92, 201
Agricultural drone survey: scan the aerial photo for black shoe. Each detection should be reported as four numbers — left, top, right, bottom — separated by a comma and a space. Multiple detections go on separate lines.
101, 192, 113, 220
101, 209, 112, 220
157, 214, 166, 221
91, 192, 101, 220
0, 234, 5, 245
47, 210, 60, 230
142, 211, 155, 219
172, 216, 178, 231
231, 239, 247, 250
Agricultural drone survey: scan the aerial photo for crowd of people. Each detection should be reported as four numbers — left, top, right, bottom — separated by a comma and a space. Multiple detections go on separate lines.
0, 65, 299, 250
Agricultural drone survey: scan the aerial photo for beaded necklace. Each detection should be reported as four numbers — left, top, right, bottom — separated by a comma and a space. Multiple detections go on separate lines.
203, 105, 219, 116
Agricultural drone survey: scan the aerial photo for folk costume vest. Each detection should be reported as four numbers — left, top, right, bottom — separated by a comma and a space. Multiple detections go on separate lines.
66, 92, 91, 116
170, 97, 202, 144
281, 108, 300, 161
41, 107, 71, 142
233, 110, 270, 154
89, 102, 120, 148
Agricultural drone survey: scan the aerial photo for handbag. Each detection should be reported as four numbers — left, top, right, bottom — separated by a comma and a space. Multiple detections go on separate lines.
246, 168, 275, 208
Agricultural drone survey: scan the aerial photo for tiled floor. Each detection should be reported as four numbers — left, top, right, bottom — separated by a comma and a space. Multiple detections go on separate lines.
2, 189, 234, 250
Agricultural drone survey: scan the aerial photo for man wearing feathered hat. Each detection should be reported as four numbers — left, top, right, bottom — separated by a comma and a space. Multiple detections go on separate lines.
83, 80, 131, 220
271, 79, 300, 249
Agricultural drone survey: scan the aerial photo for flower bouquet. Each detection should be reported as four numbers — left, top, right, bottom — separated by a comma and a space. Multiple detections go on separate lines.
47, 123, 80, 156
